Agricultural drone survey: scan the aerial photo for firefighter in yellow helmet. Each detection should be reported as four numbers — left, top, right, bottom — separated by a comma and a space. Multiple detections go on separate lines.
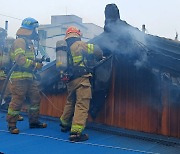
59, 26, 103, 142
6, 17, 47, 134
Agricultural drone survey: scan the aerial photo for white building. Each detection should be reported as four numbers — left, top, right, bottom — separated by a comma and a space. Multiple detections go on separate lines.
38, 15, 103, 61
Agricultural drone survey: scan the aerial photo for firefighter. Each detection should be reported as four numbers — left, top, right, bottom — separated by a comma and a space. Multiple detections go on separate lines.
0, 33, 24, 121
6, 17, 47, 134
59, 26, 103, 142
0, 28, 11, 105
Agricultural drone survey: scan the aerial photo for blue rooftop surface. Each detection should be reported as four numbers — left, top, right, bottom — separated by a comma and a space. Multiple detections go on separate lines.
0, 111, 180, 154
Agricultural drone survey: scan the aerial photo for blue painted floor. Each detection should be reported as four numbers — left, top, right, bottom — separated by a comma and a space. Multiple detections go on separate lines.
0, 111, 180, 154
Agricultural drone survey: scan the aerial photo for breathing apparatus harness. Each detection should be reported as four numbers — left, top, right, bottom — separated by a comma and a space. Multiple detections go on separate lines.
63, 38, 91, 82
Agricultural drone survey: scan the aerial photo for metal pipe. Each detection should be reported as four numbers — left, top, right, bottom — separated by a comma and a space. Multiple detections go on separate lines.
5, 21, 8, 32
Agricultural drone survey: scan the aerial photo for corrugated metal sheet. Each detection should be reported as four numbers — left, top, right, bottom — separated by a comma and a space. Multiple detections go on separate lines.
39, 61, 180, 138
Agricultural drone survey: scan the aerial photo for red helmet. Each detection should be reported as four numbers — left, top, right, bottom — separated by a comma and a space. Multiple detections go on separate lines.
65, 26, 81, 40
66, 26, 81, 35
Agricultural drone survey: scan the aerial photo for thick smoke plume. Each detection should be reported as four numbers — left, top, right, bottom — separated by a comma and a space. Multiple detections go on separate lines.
90, 3, 180, 106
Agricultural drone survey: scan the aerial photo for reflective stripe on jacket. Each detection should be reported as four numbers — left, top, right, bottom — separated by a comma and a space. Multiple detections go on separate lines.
0, 70, 6, 79
70, 42, 95, 67
10, 38, 35, 79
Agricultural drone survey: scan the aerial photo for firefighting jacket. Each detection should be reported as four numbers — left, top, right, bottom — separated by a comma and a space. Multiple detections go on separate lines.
69, 41, 103, 79
10, 38, 36, 79
70, 41, 102, 67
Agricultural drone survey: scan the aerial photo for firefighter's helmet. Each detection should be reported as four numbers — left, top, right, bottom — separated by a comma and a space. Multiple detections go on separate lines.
16, 17, 39, 40
65, 26, 81, 40
21, 17, 39, 30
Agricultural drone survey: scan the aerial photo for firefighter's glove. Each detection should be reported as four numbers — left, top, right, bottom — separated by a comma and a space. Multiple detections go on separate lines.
33, 62, 43, 71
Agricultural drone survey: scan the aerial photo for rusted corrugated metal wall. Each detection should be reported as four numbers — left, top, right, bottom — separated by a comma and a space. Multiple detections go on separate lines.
40, 60, 180, 138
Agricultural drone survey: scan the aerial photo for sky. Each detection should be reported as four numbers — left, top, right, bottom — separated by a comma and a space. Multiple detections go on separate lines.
0, 0, 180, 40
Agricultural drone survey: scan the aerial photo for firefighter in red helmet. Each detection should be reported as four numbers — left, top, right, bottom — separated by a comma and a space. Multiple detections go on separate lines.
6, 17, 47, 134
59, 26, 103, 142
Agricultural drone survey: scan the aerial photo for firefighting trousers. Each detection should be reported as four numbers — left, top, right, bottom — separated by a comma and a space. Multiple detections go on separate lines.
6, 79, 41, 128
60, 76, 92, 133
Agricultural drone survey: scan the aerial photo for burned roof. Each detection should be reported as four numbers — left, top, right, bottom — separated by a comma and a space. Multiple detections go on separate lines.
90, 4, 180, 75
89, 4, 180, 108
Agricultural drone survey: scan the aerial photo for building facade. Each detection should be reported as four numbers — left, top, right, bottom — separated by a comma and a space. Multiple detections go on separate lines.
38, 15, 103, 61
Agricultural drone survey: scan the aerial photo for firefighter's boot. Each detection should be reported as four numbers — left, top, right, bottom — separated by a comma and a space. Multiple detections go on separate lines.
60, 118, 71, 133
69, 132, 89, 142
7, 114, 19, 134
8, 126, 19, 134
29, 121, 47, 128
29, 105, 47, 128
60, 123, 71, 132
17, 115, 24, 121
